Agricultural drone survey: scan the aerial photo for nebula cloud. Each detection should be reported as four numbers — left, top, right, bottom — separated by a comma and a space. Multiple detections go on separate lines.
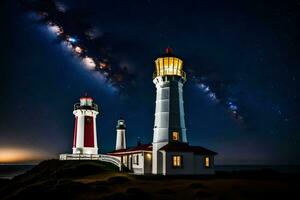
188, 68, 245, 126
19, 0, 136, 93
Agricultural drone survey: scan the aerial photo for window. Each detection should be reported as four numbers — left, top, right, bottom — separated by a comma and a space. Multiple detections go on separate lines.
172, 131, 179, 141
133, 154, 139, 165
172, 155, 183, 168
122, 156, 127, 165
204, 156, 210, 168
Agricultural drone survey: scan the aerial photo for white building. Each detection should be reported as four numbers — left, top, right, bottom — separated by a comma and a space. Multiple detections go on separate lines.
109, 48, 217, 175
108, 143, 153, 175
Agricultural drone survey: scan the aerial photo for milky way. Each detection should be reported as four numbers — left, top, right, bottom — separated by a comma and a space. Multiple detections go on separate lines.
19, 0, 136, 93
19, 0, 247, 126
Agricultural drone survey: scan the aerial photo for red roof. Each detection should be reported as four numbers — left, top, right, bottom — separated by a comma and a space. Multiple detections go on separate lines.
108, 143, 217, 156
108, 144, 152, 155
160, 142, 217, 155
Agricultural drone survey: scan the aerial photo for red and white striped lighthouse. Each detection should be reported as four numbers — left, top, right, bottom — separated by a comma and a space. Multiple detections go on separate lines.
72, 94, 99, 155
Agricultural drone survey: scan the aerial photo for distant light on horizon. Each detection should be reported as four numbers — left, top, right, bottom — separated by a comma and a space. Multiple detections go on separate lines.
0, 147, 49, 164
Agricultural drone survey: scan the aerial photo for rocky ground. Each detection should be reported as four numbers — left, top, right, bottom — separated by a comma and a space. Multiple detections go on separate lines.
0, 160, 299, 200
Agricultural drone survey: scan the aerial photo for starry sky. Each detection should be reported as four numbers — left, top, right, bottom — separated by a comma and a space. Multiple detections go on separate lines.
0, 0, 299, 164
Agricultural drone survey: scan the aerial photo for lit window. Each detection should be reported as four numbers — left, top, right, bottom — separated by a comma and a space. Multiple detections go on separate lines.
146, 153, 152, 160
205, 156, 210, 168
172, 132, 179, 141
172, 155, 182, 167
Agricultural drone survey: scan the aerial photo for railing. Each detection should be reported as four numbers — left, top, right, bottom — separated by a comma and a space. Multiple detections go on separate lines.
153, 70, 186, 81
74, 103, 98, 112
98, 154, 121, 169
59, 154, 122, 171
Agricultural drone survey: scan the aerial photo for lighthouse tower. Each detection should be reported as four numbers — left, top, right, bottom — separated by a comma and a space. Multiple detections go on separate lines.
152, 48, 187, 174
72, 95, 99, 155
115, 118, 126, 150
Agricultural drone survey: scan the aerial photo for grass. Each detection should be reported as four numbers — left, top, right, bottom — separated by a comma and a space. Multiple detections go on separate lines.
0, 159, 299, 199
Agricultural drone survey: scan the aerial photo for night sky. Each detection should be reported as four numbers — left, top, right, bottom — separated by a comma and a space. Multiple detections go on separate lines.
1, 0, 300, 165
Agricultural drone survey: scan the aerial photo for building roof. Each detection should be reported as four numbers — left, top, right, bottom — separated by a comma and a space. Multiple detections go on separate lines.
159, 142, 217, 155
108, 142, 217, 156
108, 143, 152, 155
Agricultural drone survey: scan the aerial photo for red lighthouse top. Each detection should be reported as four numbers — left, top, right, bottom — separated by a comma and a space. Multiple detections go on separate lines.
80, 93, 93, 101
74, 93, 98, 112
165, 47, 173, 54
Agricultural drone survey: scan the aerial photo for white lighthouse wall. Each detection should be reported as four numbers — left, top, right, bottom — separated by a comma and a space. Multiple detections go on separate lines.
74, 115, 85, 152
153, 77, 187, 144
116, 129, 126, 150
152, 76, 187, 174
153, 86, 170, 143
178, 82, 187, 142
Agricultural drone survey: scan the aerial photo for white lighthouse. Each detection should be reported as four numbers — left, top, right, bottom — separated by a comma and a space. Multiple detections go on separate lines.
115, 118, 126, 150
152, 48, 187, 174
72, 94, 99, 155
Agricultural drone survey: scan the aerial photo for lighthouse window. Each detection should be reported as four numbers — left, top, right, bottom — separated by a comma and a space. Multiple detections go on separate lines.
204, 156, 210, 168
172, 131, 179, 141
178, 59, 183, 71
174, 58, 178, 68
169, 57, 174, 74
172, 155, 183, 168
159, 58, 163, 70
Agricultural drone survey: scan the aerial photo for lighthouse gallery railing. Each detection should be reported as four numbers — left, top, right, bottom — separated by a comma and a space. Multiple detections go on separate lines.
73, 103, 98, 112
59, 154, 122, 171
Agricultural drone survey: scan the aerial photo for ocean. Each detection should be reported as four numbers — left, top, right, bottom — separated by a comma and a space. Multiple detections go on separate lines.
0, 164, 300, 179
215, 165, 300, 173
0, 165, 35, 179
